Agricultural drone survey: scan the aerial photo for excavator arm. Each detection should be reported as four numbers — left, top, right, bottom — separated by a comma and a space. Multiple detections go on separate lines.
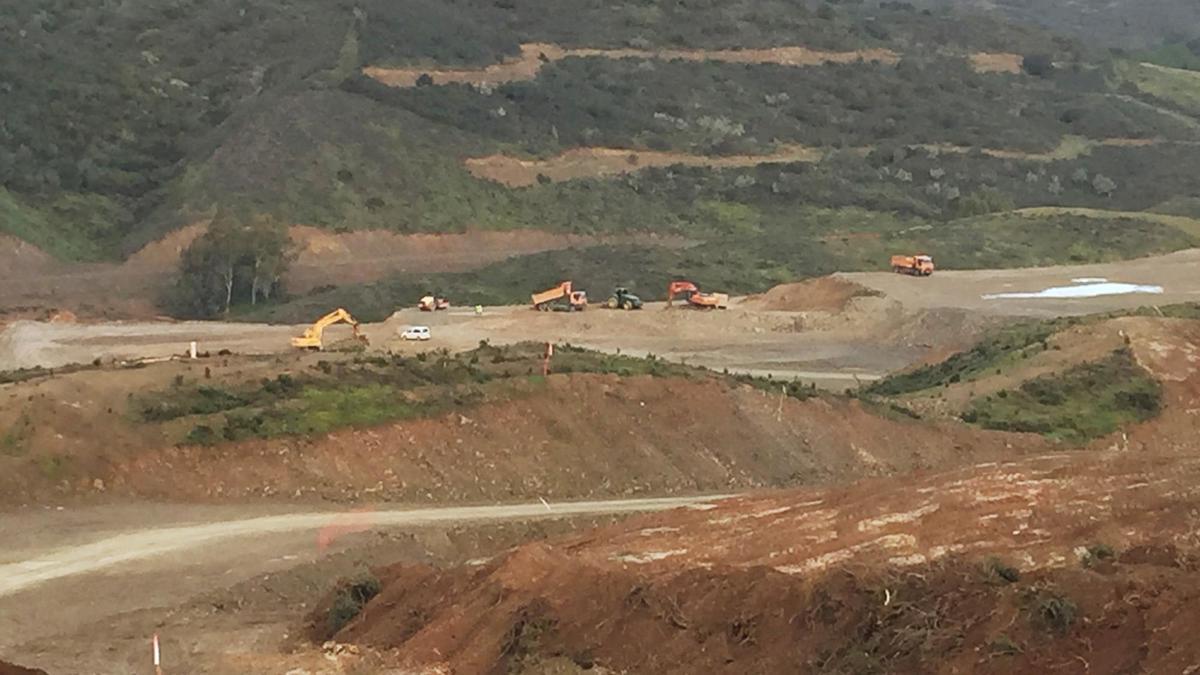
291, 308, 367, 350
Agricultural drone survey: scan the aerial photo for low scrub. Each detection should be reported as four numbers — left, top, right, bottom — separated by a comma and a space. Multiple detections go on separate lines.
870, 303, 1200, 397
961, 348, 1161, 444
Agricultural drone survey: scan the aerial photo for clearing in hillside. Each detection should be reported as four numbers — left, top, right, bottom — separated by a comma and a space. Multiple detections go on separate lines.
464, 145, 827, 187
1115, 61, 1200, 116
363, 42, 901, 87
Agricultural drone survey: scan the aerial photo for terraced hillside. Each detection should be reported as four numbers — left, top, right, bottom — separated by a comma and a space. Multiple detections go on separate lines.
2, 0, 1199, 319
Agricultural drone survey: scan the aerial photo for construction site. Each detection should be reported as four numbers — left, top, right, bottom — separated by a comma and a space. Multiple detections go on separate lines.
6, 0, 1200, 670
0, 244, 1198, 674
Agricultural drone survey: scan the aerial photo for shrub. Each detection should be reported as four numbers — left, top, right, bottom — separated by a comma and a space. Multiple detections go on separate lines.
1022, 54, 1055, 77
327, 573, 382, 634
1031, 590, 1077, 634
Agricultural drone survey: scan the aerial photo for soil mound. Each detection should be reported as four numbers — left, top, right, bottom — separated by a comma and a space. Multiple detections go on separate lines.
82, 374, 1039, 504
334, 449, 1200, 673
0, 235, 57, 280
0, 661, 48, 675
746, 277, 878, 312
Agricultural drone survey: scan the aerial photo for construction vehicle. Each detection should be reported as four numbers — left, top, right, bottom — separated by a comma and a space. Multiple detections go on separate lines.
291, 308, 369, 350
891, 254, 935, 276
604, 287, 643, 310
666, 280, 729, 310
531, 281, 588, 311
418, 295, 450, 311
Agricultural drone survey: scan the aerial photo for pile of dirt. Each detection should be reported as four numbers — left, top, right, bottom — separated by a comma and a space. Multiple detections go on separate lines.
331, 449, 1200, 673
744, 277, 879, 312
23, 373, 1043, 504
0, 236, 58, 280
0, 661, 47, 675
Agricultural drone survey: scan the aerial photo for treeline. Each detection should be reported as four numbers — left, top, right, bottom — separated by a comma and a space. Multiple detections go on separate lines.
165, 212, 294, 318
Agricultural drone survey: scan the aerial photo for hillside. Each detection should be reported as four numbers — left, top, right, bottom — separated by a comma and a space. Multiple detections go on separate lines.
2, 0, 1200, 318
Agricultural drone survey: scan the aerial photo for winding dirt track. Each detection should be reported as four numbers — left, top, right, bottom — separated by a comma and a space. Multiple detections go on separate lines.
0, 495, 730, 597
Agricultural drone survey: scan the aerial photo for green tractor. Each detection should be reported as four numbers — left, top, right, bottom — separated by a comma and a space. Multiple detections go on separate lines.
605, 287, 644, 310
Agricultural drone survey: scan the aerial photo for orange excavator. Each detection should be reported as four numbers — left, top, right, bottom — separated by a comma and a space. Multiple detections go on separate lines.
291, 308, 369, 350
667, 280, 729, 310
891, 254, 935, 276
531, 281, 588, 311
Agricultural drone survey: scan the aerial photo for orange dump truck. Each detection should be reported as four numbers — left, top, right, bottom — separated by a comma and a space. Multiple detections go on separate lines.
891, 254, 935, 276
532, 281, 588, 311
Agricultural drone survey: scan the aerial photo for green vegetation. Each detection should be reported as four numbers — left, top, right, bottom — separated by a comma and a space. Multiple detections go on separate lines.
1133, 39, 1200, 71
981, 557, 1021, 584
1080, 543, 1116, 568
869, 303, 1200, 398
326, 572, 381, 635
1026, 587, 1078, 634
4, 0, 1200, 316
143, 343, 709, 444
961, 349, 1162, 444
1115, 60, 1200, 116
368, 55, 1193, 156
166, 211, 294, 318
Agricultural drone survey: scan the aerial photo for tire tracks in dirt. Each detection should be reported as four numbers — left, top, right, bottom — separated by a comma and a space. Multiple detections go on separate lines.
0, 495, 731, 597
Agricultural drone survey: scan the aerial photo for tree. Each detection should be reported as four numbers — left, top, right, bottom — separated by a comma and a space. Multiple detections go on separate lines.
953, 188, 1015, 218
1092, 174, 1117, 198
1022, 54, 1054, 78
166, 211, 295, 318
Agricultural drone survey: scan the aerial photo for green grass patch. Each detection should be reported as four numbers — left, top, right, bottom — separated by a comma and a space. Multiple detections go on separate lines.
0, 189, 121, 261
867, 319, 1065, 396
144, 342, 836, 444
961, 348, 1161, 444
1115, 60, 1200, 116
870, 302, 1200, 397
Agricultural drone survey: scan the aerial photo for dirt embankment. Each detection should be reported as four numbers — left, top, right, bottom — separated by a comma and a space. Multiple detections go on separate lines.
364, 42, 900, 88
329, 448, 1200, 674
0, 369, 1045, 505
0, 661, 47, 675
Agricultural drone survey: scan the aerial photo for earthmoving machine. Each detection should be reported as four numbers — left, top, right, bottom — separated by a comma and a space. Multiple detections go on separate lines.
666, 280, 729, 310
291, 308, 369, 350
531, 281, 588, 311
604, 287, 644, 310
418, 295, 450, 311
891, 254, 935, 276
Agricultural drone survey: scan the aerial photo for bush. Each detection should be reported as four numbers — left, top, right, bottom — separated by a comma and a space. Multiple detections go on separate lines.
1031, 590, 1077, 634
326, 573, 382, 634
1022, 54, 1055, 77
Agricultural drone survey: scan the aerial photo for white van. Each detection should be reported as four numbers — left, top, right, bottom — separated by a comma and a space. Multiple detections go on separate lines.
400, 326, 431, 341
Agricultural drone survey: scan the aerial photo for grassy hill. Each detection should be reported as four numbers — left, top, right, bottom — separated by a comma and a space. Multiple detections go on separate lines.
3, 0, 1199, 317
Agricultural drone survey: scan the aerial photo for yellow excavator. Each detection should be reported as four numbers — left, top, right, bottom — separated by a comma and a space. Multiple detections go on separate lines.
291, 308, 369, 350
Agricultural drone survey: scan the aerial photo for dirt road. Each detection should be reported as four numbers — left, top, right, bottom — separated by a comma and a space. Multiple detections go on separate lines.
0, 495, 727, 599
843, 248, 1200, 318
5, 249, 1197, 380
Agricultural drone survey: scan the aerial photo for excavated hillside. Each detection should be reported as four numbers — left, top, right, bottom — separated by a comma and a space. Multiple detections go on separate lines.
309, 315, 1200, 674
68, 374, 1043, 504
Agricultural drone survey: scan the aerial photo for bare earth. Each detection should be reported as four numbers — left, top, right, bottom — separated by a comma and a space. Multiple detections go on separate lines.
3, 252, 1200, 672
364, 42, 900, 88
3, 249, 1197, 381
